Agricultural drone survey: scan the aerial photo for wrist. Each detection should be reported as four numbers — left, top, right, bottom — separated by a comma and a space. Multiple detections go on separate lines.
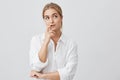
42, 73, 48, 79
43, 38, 50, 45
43, 40, 49, 46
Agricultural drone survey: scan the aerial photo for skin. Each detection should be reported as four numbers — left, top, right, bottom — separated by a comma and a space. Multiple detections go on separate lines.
30, 8, 63, 80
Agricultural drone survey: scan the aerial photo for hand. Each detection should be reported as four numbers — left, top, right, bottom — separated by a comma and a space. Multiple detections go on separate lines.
30, 70, 45, 79
30, 70, 39, 78
44, 25, 56, 44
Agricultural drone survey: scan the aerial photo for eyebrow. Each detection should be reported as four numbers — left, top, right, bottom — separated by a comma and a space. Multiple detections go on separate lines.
44, 13, 58, 17
52, 13, 58, 15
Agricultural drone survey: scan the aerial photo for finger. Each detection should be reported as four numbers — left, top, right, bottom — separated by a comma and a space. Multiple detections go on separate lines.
30, 72, 34, 77
35, 73, 40, 79
46, 27, 50, 32
31, 74, 38, 79
46, 25, 52, 32
30, 72, 38, 78
34, 75, 39, 78
31, 73, 36, 77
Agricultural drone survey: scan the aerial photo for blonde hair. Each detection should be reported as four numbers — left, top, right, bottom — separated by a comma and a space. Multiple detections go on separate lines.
42, 2, 63, 19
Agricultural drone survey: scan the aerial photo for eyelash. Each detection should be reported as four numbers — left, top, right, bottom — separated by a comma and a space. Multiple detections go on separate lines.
45, 17, 49, 20
44, 15, 58, 20
53, 15, 58, 18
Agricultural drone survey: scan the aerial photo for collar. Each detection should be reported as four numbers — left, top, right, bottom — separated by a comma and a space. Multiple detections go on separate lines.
41, 32, 66, 44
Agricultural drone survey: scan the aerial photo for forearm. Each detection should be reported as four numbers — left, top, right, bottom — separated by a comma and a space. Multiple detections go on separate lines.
30, 70, 60, 80
38, 41, 49, 63
43, 71, 60, 80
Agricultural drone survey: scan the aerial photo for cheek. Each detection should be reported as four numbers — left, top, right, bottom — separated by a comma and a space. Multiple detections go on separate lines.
56, 21, 62, 29
45, 22, 49, 26
55, 19, 62, 25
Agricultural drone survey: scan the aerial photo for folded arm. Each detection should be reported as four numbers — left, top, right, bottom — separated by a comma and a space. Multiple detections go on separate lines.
30, 42, 78, 80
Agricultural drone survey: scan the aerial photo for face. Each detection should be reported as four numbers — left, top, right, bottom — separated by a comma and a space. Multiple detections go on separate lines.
43, 8, 62, 32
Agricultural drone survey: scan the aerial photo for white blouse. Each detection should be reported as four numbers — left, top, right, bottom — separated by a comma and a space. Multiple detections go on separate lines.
29, 33, 78, 80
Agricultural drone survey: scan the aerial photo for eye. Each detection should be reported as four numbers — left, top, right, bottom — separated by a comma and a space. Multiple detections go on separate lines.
53, 14, 58, 18
44, 16, 49, 20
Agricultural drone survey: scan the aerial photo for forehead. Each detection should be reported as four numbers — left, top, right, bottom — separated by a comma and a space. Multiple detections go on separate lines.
44, 8, 59, 16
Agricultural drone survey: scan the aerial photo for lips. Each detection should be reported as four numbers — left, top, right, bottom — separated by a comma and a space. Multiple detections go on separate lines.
50, 24, 55, 26
50, 24, 56, 30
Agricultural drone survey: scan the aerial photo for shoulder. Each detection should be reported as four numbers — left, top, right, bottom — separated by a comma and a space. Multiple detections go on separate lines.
63, 34, 77, 48
30, 33, 44, 43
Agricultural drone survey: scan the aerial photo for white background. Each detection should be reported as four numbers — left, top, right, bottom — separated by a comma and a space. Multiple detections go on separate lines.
0, 0, 120, 80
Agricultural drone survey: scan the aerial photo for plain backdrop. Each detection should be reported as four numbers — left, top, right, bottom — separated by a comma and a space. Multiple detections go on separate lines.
0, 0, 120, 80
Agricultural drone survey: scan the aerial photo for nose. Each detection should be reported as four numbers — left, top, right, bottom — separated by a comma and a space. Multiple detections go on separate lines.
49, 17, 54, 23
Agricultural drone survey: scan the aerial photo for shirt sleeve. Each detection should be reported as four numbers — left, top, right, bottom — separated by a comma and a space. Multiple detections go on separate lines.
29, 36, 48, 72
57, 42, 78, 80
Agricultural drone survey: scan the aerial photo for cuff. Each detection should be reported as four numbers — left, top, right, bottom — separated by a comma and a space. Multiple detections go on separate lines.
31, 58, 48, 71
58, 68, 65, 80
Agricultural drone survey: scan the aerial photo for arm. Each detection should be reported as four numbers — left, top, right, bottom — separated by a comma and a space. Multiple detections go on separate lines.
29, 36, 49, 71
32, 42, 78, 80
42, 71, 60, 80
30, 70, 60, 80
38, 39, 49, 63
58, 42, 78, 80
29, 26, 56, 73
38, 26, 56, 62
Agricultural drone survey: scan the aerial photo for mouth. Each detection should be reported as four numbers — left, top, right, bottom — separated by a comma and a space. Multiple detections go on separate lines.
50, 24, 56, 30
50, 24, 55, 27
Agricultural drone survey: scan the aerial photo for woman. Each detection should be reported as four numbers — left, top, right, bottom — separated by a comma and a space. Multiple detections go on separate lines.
29, 2, 78, 80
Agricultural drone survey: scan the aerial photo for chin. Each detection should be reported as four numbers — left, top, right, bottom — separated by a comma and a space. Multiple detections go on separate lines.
51, 28, 56, 31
